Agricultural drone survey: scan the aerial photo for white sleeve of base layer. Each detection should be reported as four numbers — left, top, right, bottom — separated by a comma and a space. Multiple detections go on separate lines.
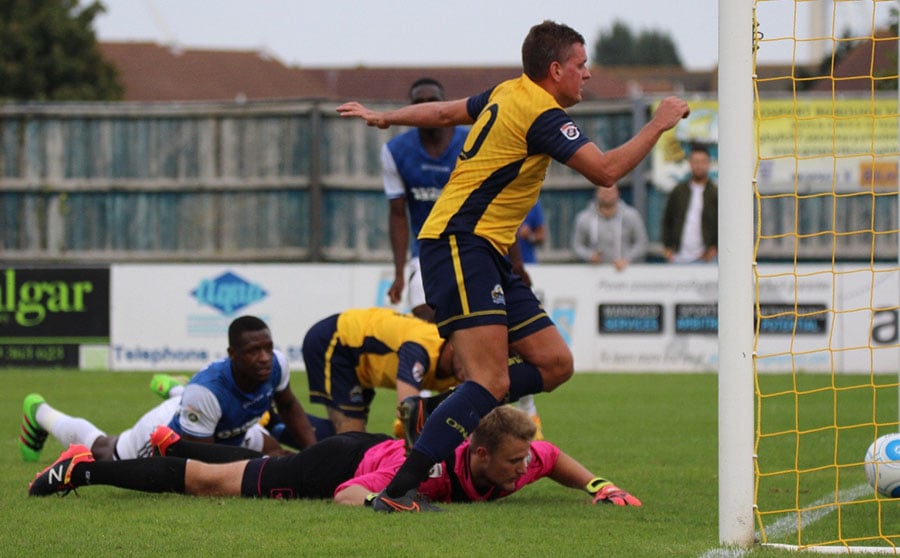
177, 384, 222, 439
382, 144, 404, 199
274, 349, 290, 392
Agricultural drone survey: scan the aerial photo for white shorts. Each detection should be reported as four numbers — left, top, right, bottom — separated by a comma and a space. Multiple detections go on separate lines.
407, 256, 426, 309
241, 423, 267, 452
114, 398, 268, 459
115, 397, 179, 459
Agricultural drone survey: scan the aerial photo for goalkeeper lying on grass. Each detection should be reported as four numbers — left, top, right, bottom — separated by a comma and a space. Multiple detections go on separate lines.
28, 406, 640, 511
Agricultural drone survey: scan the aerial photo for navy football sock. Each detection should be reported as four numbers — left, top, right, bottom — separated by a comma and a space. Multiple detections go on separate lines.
507, 360, 545, 402
413, 381, 499, 461
423, 389, 454, 413
307, 414, 336, 440
384, 381, 499, 498
383, 449, 435, 498
269, 414, 335, 446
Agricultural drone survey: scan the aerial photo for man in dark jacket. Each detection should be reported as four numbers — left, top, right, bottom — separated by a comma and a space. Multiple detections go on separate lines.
661, 144, 718, 263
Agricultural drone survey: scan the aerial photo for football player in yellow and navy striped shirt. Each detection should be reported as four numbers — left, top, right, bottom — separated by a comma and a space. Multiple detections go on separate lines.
303, 308, 459, 434
338, 20, 689, 512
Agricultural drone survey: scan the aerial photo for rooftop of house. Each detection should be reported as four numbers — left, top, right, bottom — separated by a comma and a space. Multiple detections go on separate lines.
98, 35, 897, 103
98, 41, 677, 103
98, 42, 332, 102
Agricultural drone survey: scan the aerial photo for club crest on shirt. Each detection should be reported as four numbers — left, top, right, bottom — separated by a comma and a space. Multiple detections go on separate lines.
491, 284, 505, 305
560, 122, 580, 140
412, 361, 425, 383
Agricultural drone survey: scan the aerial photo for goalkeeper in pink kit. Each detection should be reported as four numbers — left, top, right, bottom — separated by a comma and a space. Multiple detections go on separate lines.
29, 406, 640, 508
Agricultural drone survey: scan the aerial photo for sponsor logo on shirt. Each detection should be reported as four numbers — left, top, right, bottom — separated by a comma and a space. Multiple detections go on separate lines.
216, 417, 260, 440
409, 186, 443, 202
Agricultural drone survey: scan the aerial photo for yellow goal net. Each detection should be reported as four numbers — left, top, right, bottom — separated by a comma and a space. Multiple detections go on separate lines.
738, 0, 900, 552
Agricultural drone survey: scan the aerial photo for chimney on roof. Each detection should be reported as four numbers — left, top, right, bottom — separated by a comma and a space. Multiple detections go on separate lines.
627, 80, 643, 99
258, 47, 276, 62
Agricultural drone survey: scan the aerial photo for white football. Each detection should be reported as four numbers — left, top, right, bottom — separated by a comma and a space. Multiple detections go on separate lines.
865, 433, 900, 497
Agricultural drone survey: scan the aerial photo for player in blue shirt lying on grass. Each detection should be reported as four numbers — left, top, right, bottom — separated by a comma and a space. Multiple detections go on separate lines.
18, 316, 323, 463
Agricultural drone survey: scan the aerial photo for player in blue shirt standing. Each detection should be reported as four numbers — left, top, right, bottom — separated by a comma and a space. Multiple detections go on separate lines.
516, 200, 546, 264
383, 78, 469, 322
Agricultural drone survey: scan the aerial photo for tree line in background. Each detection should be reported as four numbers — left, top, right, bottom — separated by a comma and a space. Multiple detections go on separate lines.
593, 20, 683, 67
0, 0, 122, 101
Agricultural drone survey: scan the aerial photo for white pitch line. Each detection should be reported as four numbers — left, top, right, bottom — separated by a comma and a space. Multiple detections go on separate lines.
698, 484, 874, 558
762, 484, 873, 541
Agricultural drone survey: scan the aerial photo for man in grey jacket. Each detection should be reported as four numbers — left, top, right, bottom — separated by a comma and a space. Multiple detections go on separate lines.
571, 183, 648, 270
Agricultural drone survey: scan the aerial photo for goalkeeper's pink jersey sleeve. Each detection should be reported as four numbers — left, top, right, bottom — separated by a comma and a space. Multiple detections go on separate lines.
332, 439, 408, 497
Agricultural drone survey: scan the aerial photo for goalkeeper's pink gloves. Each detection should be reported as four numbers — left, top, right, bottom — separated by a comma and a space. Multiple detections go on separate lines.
586, 477, 642, 507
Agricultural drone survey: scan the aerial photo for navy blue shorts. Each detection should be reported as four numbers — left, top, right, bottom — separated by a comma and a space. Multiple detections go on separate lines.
302, 314, 375, 419
419, 233, 553, 340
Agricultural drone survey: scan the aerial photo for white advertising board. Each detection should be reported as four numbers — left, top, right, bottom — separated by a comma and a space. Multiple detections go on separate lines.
111, 264, 399, 370
110, 263, 898, 374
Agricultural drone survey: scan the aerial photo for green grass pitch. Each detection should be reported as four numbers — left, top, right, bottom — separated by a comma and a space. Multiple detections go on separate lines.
3, 369, 892, 557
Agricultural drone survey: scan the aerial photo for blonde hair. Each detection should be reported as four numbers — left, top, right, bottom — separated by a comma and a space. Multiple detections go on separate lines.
469, 406, 536, 451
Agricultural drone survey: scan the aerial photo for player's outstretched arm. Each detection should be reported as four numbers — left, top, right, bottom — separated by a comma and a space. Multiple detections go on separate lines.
337, 98, 473, 129
566, 96, 690, 187
547, 449, 642, 507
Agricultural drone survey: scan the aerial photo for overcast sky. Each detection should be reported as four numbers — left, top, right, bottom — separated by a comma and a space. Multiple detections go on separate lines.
90, 1, 892, 70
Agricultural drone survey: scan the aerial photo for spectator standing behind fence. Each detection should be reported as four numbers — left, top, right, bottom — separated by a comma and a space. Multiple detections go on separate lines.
571, 183, 647, 270
516, 200, 546, 264
661, 144, 718, 263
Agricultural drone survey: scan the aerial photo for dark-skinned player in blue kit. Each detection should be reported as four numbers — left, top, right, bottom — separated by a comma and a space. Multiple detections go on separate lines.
337, 20, 689, 512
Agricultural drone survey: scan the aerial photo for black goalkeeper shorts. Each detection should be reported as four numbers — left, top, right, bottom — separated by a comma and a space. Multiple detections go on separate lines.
240, 432, 392, 500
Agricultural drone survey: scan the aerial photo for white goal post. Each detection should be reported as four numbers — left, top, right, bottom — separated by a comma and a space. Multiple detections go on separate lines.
717, 0, 756, 547
718, 0, 900, 552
